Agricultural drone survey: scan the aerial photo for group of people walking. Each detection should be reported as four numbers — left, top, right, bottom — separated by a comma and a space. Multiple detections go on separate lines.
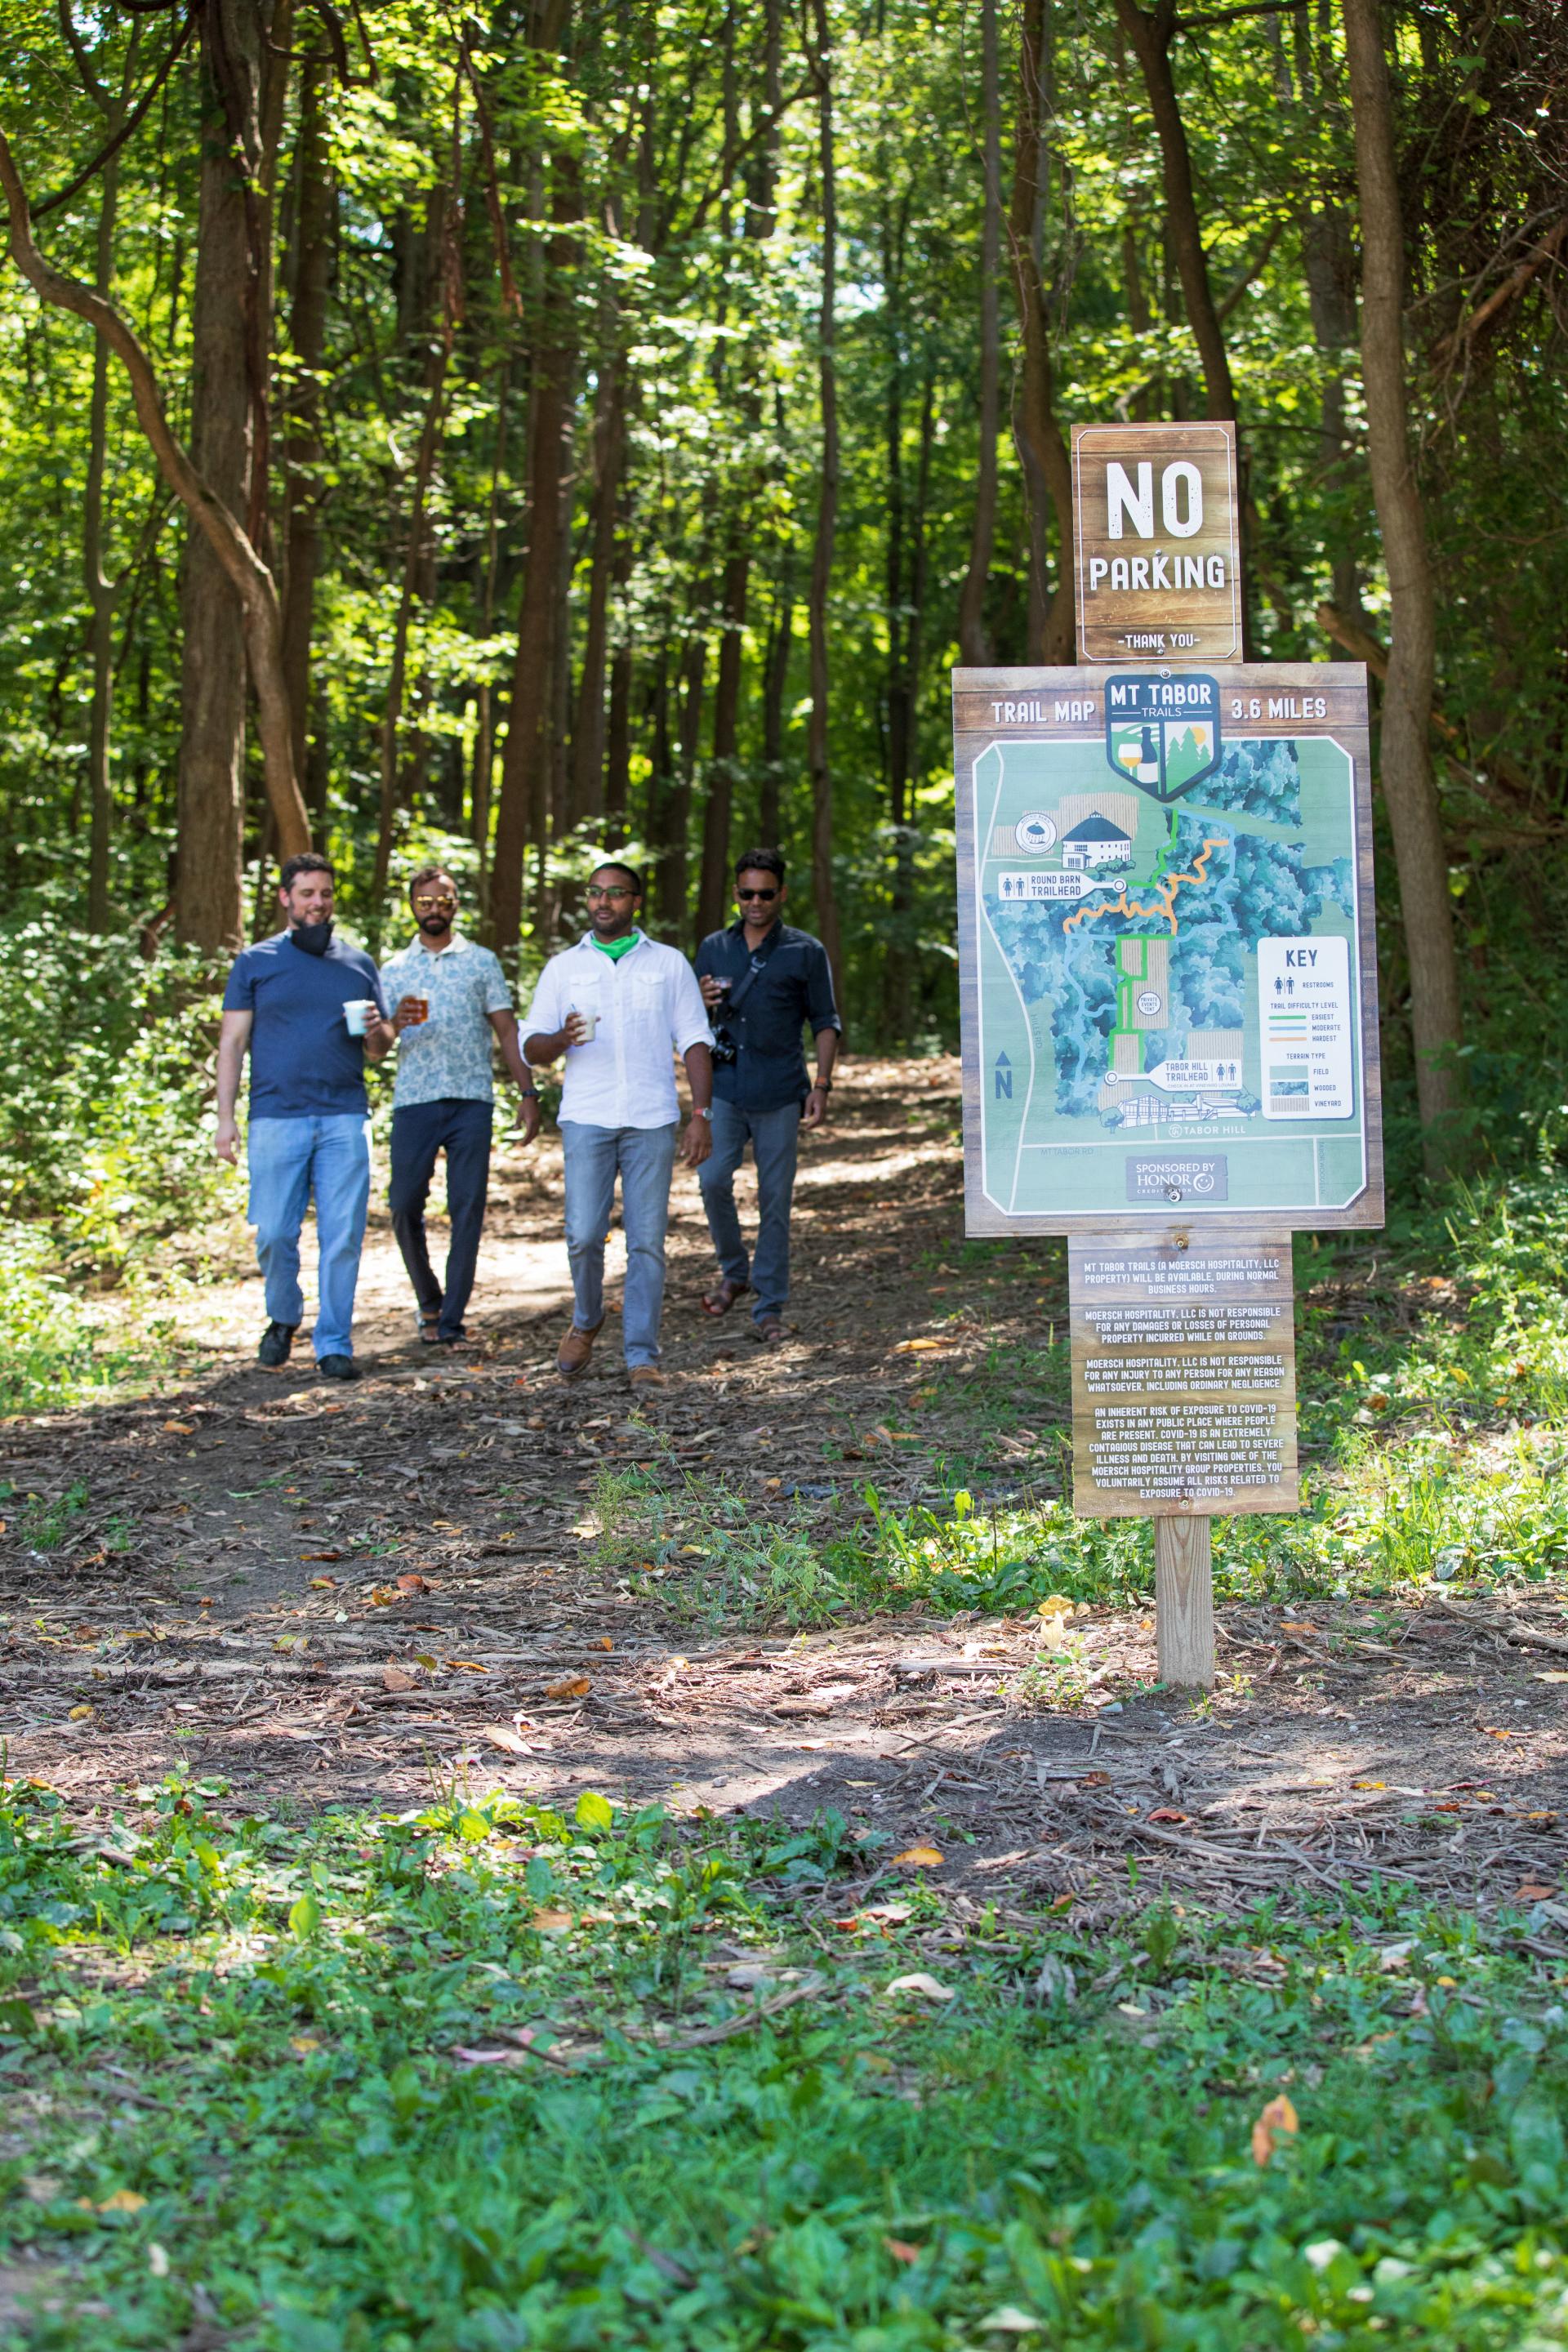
216, 849, 840, 1386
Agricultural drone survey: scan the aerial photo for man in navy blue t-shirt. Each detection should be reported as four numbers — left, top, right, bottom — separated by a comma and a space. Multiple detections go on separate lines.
217, 853, 391, 1379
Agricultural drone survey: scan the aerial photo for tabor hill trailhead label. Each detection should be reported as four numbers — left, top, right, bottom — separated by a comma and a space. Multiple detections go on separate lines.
952, 663, 1382, 1233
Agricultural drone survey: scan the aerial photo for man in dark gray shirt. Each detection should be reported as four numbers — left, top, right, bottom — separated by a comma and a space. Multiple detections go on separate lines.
693, 849, 840, 1347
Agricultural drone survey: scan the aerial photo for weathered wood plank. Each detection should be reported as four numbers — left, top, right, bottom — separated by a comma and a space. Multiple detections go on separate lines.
1155, 1515, 1214, 1688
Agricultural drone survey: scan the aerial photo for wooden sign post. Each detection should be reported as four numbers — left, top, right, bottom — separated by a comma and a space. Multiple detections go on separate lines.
952, 425, 1382, 1686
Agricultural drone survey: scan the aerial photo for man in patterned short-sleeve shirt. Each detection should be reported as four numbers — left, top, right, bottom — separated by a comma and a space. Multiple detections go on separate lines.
380, 866, 541, 1347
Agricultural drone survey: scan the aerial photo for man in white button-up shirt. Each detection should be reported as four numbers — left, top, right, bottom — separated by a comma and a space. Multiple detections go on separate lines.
523, 862, 714, 1387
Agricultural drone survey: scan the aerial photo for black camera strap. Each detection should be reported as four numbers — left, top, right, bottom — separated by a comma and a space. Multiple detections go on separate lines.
724, 924, 783, 1024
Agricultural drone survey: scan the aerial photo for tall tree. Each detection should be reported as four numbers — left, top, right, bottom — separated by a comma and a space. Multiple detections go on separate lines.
956, 0, 1002, 666
177, 0, 276, 947
279, 20, 335, 833
1111, 0, 1236, 422
804, 0, 844, 1008
59, 11, 141, 932
0, 87, 311, 963
491, 32, 578, 957
568, 345, 625, 829
1007, 0, 1075, 661
372, 92, 463, 925
1342, 0, 1464, 1161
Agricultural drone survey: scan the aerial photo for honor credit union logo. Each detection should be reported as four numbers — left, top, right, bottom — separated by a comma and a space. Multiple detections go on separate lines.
1104, 673, 1222, 803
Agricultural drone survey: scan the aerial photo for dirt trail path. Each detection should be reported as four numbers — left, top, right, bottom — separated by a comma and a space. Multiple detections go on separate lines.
4, 1057, 1567, 1923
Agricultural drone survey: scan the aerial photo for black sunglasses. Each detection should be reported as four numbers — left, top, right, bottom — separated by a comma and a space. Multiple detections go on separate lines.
737, 886, 778, 901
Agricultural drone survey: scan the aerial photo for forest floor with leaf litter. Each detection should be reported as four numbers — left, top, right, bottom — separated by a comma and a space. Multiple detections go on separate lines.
10, 1061, 1568, 2347
6, 1054, 1568, 1924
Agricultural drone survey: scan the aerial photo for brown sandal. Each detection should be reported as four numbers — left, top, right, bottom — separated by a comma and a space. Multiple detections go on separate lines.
701, 1278, 751, 1318
756, 1316, 786, 1347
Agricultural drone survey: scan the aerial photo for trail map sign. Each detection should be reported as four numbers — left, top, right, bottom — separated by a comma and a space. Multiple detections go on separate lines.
954, 418, 1383, 1685
1072, 421, 1242, 662
954, 662, 1381, 1234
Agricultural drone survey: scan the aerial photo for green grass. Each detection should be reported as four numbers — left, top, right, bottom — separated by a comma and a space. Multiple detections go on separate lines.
6, 1773, 1568, 2348
602, 1158, 1568, 1635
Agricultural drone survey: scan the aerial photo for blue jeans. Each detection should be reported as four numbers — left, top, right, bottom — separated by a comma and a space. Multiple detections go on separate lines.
247, 1114, 372, 1361
561, 1120, 679, 1367
698, 1097, 801, 1322
389, 1098, 492, 1338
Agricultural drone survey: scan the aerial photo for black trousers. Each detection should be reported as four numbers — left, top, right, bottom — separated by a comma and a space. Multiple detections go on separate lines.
388, 1098, 493, 1337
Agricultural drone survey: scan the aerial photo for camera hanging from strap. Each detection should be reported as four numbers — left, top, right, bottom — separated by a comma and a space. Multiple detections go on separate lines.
710, 924, 782, 1066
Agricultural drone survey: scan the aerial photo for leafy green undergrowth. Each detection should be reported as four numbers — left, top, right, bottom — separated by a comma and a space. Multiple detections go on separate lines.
602, 1441, 1568, 1633
617, 1152, 1568, 1633
0, 1225, 185, 1417
7, 1774, 1568, 2349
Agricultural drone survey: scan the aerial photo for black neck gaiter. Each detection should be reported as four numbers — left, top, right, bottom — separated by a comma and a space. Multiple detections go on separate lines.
290, 920, 335, 957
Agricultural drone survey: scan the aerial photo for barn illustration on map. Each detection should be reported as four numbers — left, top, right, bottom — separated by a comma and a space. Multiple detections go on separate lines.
1061, 813, 1134, 871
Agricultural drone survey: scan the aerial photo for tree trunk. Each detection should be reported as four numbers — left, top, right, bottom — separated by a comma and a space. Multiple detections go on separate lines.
61, 16, 143, 934
652, 628, 705, 939
760, 551, 791, 846
1113, 0, 1235, 420
490, 145, 579, 956
279, 27, 332, 821
957, 0, 1002, 666
471, 361, 511, 906
697, 543, 748, 941
604, 630, 632, 845
884, 363, 933, 1044
1008, 0, 1076, 662
82, 139, 122, 933
176, 0, 265, 949
805, 0, 844, 1011
568, 351, 624, 827
1115, 0, 1258, 653
372, 328, 451, 925
1342, 0, 1464, 1161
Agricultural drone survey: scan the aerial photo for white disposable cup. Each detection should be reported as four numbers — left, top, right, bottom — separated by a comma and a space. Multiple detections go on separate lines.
573, 1009, 599, 1044
343, 999, 374, 1036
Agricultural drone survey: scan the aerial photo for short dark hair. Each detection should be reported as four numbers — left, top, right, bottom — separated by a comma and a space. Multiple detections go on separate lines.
590, 860, 644, 895
734, 848, 785, 885
408, 863, 457, 902
279, 851, 334, 893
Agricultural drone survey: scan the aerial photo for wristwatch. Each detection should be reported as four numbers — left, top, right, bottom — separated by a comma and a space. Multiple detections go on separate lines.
518, 1086, 539, 1100
693, 1106, 712, 1120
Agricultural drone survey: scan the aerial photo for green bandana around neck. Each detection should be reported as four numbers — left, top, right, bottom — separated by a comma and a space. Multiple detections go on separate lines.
591, 929, 642, 961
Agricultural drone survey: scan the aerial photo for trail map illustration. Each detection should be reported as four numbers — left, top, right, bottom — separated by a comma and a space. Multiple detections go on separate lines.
954, 665, 1381, 1232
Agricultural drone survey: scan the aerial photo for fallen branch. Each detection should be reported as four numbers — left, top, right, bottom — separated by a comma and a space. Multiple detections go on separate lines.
1432, 218, 1568, 368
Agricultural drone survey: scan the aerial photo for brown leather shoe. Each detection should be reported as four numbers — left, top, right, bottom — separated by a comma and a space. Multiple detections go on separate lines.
557, 1320, 604, 1378
627, 1364, 666, 1389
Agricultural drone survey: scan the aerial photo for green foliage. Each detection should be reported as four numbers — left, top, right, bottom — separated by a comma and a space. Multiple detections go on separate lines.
6, 1772, 1568, 2346
0, 921, 234, 1276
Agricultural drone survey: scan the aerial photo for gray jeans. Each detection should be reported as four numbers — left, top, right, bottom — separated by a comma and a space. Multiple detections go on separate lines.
561, 1120, 679, 1367
697, 1096, 801, 1322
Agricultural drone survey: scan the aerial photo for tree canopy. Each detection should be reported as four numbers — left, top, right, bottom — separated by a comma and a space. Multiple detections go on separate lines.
0, 0, 1562, 1077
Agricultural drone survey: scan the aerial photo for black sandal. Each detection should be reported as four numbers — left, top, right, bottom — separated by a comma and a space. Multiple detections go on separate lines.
418, 1312, 443, 1345
702, 1278, 751, 1318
